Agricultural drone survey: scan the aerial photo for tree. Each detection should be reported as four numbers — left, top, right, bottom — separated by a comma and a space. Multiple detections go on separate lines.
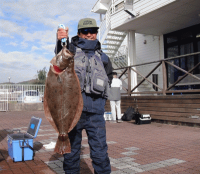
37, 67, 47, 84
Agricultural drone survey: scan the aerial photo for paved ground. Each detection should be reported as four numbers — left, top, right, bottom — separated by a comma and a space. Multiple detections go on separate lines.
0, 111, 200, 174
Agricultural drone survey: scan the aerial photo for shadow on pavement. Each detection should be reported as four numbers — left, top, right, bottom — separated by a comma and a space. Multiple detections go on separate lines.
33, 141, 43, 151
0, 149, 9, 162
0, 129, 13, 162
0, 129, 14, 143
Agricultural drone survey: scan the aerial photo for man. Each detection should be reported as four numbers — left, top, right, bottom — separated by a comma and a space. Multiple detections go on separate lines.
56, 18, 112, 174
109, 72, 123, 123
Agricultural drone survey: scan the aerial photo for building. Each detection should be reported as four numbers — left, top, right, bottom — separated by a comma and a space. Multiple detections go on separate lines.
92, 0, 200, 95
92, 0, 200, 125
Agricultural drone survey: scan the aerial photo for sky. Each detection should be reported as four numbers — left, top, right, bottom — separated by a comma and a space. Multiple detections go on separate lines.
0, 0, 100, 83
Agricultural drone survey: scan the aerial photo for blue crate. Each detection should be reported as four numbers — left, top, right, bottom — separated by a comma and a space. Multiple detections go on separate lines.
7, 116, 42, 162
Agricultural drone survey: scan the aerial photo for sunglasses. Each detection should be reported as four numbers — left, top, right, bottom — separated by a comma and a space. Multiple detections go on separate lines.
80, 28, 98, 34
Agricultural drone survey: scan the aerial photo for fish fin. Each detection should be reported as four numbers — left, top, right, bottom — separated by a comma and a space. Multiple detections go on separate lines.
68, 73, 83, 133
54, 134, 71, 154
43, 78, 59, 133
50, 56, 57, 66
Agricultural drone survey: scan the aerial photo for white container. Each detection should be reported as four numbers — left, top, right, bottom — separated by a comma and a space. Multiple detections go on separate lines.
104, 112, 112, 120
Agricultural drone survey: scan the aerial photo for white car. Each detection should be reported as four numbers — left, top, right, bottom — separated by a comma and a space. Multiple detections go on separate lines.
17, 90, 42, 103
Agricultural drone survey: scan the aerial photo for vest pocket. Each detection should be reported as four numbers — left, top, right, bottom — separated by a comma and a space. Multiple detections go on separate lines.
91, 69, 108, 95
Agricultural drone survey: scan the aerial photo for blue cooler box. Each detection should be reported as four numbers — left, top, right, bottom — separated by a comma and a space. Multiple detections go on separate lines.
7, 116, 42, 162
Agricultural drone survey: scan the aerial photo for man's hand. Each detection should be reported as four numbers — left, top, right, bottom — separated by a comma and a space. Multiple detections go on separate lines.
57, 27, 68, 41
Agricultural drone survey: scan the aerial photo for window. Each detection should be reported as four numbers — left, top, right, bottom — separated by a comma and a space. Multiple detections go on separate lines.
115, 2, 124, 12
164, 23, 200, 90
152, 74, 158, 91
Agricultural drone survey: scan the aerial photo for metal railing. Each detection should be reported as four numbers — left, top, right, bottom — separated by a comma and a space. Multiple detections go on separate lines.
116, 51, 200, 96
0, 89, 8, 111
98, 8, 111, 43
0, 84, 45, 110
113, 50, 128, 67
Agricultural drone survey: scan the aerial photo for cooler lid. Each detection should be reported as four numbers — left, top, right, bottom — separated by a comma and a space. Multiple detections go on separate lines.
27, 116, 42, 138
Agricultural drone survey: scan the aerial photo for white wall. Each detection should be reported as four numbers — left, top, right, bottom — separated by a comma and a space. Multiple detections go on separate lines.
111, 0, 176, 29
135, 33, 164, 89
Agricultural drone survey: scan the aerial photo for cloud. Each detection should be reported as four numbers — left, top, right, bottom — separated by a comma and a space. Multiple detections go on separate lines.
1, 0, 97, 27
1, 0, 98, 28
40, 44, 55, 52
0, 50, 49, 68
0, 50, 50, 83
8, 42, 18, 46
0, 19, 27, 35
20, 41, 28, 49
31, 46, 40, 51
0, 32, 14, 38
0, 0, 99, 42
0, 0, 100, 83
23, 29, 56, 43
0, 9, 4, 17
31, 44, 55, 54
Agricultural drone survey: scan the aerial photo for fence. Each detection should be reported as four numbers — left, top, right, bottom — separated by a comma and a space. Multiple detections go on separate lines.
0, 84, 45, 111
116, 51, 200, 96
0, 89, 8, 111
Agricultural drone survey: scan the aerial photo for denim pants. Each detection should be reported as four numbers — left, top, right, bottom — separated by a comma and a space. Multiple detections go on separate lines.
63, 112, 111, 174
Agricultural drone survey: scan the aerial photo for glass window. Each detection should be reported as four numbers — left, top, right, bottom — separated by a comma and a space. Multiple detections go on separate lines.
196, 33, 200, 38
164, 23, 200, 89
180, 43, 194, 72
198, 41, 200, 72
167, 46, 179, 85
167, 45, 178, 58
115, 2, 124, 12
180, 31, 193, 40
167, 35, 178, 44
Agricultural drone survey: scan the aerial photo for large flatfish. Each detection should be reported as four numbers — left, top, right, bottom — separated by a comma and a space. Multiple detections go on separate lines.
43, 45, 83, 154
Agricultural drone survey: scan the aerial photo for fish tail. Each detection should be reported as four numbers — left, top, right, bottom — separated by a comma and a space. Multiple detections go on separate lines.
54, 134, 71, 154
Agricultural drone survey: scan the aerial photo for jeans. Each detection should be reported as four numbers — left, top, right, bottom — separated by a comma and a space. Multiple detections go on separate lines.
63, 112, 111, 174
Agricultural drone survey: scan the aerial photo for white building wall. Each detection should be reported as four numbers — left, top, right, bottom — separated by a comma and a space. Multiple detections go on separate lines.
111, 0, 176, 29
135, 33, 164, 89
136, 34, 160, 64
111, 9, 129, 29
134, 0, 175, 16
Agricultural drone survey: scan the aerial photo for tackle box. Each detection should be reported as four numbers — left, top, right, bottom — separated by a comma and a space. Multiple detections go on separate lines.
7, 116, 42, 162
138, 114, 151, 124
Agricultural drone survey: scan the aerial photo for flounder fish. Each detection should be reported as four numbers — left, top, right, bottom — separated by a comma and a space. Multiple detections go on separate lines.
43, 45, 83, 154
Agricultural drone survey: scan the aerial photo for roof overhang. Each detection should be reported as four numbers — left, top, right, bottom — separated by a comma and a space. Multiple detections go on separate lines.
91, 0, 110, 14
114, 0, 200, 35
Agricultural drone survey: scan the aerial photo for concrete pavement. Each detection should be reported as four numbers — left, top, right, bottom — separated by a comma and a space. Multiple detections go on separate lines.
0, 111, 200, 174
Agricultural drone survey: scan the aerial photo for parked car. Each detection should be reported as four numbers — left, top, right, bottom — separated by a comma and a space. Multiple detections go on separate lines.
17, 90, 42, 103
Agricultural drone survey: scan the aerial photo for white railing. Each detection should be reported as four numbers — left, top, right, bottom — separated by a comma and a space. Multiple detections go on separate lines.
113, 49, 128, 67
0, 89, 8, 111
0, 84, 45, 104
98, 7, 112, 43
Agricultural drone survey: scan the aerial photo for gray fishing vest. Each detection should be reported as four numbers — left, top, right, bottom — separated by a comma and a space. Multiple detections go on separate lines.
74, 48, 109, 98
